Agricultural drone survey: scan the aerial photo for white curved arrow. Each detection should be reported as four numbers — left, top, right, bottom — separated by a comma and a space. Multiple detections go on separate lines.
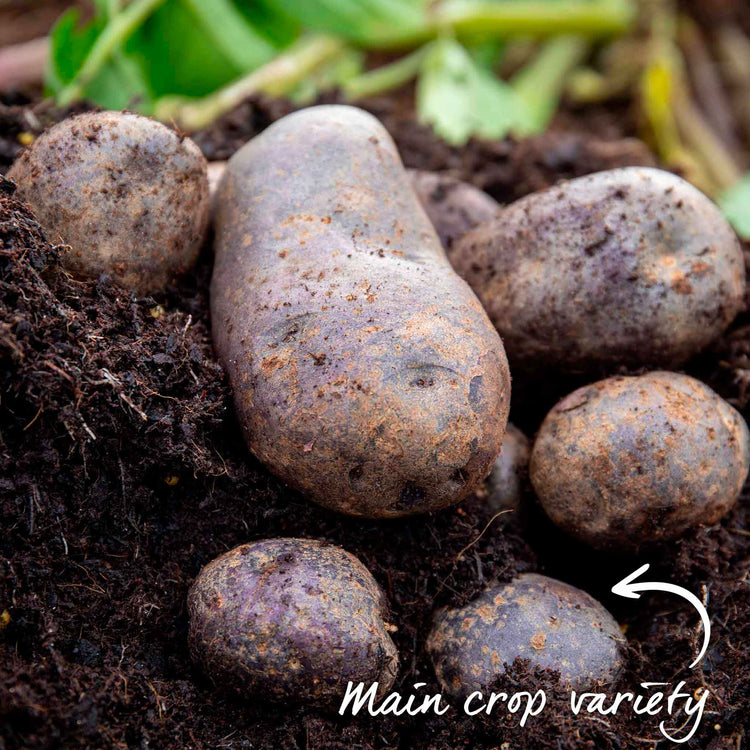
611, 563, 710, 669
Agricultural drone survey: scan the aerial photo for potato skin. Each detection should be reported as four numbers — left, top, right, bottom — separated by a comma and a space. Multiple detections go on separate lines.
427, 573, 624, 696
531, 371, 750, 551
8, 111, 209, 293
484, 423, 530, 514
408, 169, 500, 254
211, 105, 510, 517
188, 538, 398, 708
452, 167, 745, 375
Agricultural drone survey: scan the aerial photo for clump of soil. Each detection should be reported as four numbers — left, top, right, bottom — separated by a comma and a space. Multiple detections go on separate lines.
0, 98, 748, 749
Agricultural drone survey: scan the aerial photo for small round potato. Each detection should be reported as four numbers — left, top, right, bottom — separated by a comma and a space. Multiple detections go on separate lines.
8, 111, 209, 293
427, 573, 624, 696
452, 167, 745, 375
531, 371, 750, 551
188, 538, 398, 708
408, 169, 500, 254
484, 423, 530, 514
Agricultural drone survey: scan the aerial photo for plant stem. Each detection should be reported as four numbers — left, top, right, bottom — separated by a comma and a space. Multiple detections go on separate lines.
512, 35, 589, 131
155, 35, 345, 131
376, 0, 636, 48
678, 16, 742, 163
342, 45, 430, 101
57, 0, 167, 106
673, 72, 743, 193
716, 25, 750, 146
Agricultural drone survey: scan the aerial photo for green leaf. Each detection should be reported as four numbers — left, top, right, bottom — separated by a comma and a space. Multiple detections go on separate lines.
177, 0, 277, 71
416, 37, 533, 145
46, 9, 98, 93
469, 41, 505, 71
719, 173, 750, 240
47, 0, 297, 109
234, 0, 300, 48
262, 0, 426, 45
46, 7, 152, 110
126, 0, 283, 99
87, 51, 153, 110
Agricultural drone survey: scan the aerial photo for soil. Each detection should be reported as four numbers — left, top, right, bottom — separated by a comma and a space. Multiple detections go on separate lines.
0, 92, 748, 748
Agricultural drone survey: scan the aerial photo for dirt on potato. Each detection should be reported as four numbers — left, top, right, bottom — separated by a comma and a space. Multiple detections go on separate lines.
0, 90, 749, 750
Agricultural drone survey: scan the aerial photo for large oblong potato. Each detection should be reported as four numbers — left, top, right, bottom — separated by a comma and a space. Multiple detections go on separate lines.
452, 167, 745, 375
8, 111, 209, 293
530, 371, 750, 551
212, 105, 510, 517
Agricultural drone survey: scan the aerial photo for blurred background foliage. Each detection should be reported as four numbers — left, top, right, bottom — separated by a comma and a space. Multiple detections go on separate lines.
0, 0, 748, 232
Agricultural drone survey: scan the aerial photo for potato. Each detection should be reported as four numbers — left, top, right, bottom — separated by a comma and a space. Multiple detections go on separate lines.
427, 573, 624, 696
452, 167, 745, 375
408, 169, 500, 254
207, 160, 227, 200
484, 423, 530, 514
188, 538, 398, 708
531, 371, 750, 551
211, 105, 510, 517
8, 111, 209, 293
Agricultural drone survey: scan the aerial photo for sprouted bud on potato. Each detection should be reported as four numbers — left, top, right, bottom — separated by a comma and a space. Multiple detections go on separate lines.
452, 167, 745, 375
211, 105, 511, 518
531, 371, 750, 551
427, 573, 624, 696
188, 538, 399, 709
8, 111, 209, 294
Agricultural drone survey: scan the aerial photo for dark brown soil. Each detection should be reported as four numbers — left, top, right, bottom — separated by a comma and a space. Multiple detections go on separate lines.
0, 95, 748, 749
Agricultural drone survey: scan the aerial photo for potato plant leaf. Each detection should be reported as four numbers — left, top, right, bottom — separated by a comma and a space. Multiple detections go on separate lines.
261, 0, 426, 45
47, 0, 296, 110
719, 173, 750, 240
416, 37, 533, 145
47, 7, 153, 110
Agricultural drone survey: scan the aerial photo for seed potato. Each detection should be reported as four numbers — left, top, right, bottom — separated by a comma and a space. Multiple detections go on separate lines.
427, 573, 624, 696
211, 105, 510, 517
408, 169, 500, 254
452, 167, 745, 375
531, 371, 750, 551
484, 423, 530, 514
188, 538, 399, 708
8, 111, 209, 293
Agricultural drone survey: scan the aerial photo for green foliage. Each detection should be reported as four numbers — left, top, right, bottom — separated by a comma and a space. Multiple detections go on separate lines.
125, 0, 279, 99
46, 0, 297, 109
416, 37, 533, 145
260, 0, 426, 45
720, 174, 750, 240
47, 5, 152, 109
46, 0, 634, 137
289, 47, 365, 104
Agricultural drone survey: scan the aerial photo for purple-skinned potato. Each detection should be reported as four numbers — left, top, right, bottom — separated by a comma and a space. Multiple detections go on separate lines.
484, 423, 530, 514
211, 105, 511, 517
8, 111, 209, 293
427, 573, 624, 696
408, 169, 500, 255
188, 538, 399, 708
530, 371, 750, 551
452, 167, 745, 375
